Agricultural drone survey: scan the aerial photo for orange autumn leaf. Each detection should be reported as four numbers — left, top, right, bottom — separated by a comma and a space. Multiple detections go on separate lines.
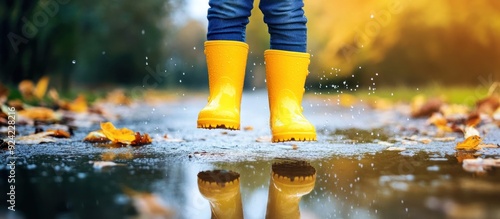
466, 112, 481, 127
100, 122, 136, 144
131, 132, 153, 146
18, 80, 35, 99
18, 107, 58, 121
456, 135, 482, 150
68, 94, 88, 113
34, 76, 49, 99
427, 113, 453, 132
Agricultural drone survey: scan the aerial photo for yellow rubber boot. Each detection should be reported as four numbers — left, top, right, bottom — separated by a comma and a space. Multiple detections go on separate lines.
264, 50, 317, 142
265, 160, 316, 219
197, 170, 244, 219
197, 41, 249, 130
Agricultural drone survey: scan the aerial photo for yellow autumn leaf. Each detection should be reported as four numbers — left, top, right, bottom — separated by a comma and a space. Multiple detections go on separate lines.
34, 76, 49, 99
68, 94, 88, 113
18, 107, 58, 121
100, 122, 136, 144
456, 135, 482, 150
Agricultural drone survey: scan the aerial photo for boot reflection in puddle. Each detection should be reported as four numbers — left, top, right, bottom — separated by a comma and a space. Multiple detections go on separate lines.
197, 170, 244, 219
266, 159, 316, 219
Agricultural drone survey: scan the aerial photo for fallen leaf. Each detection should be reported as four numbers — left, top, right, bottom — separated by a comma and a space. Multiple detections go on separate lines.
18, 80, 35, 99
243, 126, 254, 131
34, 76, 49, 99
100, 122, 136, 144
411, 95, 443, 118
18, 107, 58, 121
476, 95, 500, 116
455, 135, 482, 150
90, 161, 125, 169
68, 94, 88, 113
48, 88, 60, 102
16, 132, 56, 144
466, 112, 481, 127
83, 130, 110, 143
123, 187, 175, 218
427, 113, 452, 132
130, 132, 153, 146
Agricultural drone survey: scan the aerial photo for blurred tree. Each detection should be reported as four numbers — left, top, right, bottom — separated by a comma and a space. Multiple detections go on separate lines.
1, 0, 184, 92
305, 0, 500, 87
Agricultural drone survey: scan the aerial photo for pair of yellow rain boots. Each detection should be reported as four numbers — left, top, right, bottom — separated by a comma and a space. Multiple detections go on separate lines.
197, 40, 316, 142
197, 160, 316, 219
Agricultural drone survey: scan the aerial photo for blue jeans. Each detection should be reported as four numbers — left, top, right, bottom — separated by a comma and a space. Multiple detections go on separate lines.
207, 0, 307, 52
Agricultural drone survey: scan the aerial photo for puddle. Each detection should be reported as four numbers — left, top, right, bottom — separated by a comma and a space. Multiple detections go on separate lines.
327, 128, 390, 144
1, 151, 500, 219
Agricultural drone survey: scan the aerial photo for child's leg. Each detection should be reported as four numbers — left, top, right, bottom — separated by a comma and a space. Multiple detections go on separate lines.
259, 0, 316, 142
197, 0, 253, 130
207, 0, 254, 41
259, 0, 307, 52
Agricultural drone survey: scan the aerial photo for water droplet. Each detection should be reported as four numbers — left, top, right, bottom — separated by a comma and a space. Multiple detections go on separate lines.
145, 62, 148, 66
141, 29, 145, 35
193, 46, 196, 50
102, 51, 106, 55
145, 56, 148, 60
370, 14, 374, 19
252, 87, 256, 91
179, 80, 182, 83
72, 60, 76, 64
358, 66, 362, 69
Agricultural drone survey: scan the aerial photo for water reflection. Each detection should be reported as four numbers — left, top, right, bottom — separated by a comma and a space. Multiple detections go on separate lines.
197, 160, 316, 219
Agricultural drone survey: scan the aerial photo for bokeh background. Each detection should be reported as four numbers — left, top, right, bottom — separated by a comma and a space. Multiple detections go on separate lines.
1, 0, 499, 93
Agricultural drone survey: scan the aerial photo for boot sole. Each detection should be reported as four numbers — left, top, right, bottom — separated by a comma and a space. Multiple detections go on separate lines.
197, 119, 240, 130
272, 132, 317, 143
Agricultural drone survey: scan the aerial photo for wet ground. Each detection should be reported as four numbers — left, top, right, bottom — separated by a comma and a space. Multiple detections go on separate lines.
1, 91, 500, 219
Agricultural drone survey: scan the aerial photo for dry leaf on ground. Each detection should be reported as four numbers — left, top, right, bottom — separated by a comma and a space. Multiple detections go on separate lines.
100, 122, 136, 144
18, 107, 59, 122
411, 95, 443, 118
131, 132, 153, 146
455, 135, 482, 150
16, 132, 57, 144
